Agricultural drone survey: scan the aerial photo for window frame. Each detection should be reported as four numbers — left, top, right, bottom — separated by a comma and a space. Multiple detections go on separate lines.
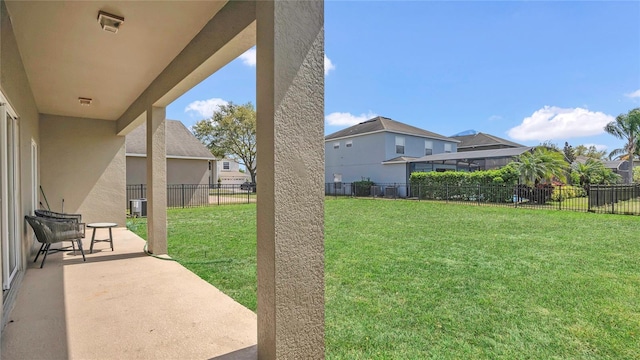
395, 136, 405, 155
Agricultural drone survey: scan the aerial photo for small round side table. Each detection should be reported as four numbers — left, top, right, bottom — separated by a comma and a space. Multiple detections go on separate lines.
87, 222, 117, 254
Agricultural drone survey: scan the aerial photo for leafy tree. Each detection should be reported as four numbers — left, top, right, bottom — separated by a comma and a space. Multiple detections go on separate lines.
514, 147, 569, 186
574, 144, 607, 160
192, 102, 257, 183
563, 142, 576, 163
538, 140, 561, 151
604, 107, 640, 183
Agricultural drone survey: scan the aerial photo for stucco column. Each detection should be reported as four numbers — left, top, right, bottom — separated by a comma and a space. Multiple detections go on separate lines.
146, 106, 167, 255
256, 1, 325, 359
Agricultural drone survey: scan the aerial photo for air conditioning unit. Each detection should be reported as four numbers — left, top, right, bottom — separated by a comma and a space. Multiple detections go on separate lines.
371, 186, 382, 197
384, 186, 397, 198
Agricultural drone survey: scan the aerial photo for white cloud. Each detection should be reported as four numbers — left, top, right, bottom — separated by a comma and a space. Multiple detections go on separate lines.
582, 143, 608, 151
184, 98, 229, 118
325, 111, 377, 126
239, 48, 256, 67
238, 47, 336, 76
507, 106, 614, 141
488, 115, 502, 122
625, 89, 640, 98
324, 55, 335, 76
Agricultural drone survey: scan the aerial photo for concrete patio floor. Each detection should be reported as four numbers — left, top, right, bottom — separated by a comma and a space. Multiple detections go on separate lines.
1, 227, 257, 359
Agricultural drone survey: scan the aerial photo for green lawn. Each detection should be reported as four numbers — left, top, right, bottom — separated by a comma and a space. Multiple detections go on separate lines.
129, 199, 640, 359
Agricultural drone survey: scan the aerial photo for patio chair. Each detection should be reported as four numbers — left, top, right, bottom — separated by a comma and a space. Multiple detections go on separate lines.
34, 210, 84, 257
35, 209, 82, 224
25, 215, 86, 268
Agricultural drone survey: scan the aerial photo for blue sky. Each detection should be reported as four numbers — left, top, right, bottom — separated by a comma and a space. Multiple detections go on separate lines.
167, 1, 640, 156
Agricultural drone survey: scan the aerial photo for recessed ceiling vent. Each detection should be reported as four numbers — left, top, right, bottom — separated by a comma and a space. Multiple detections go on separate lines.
97, 10, 124, 33
78, 97, 92, 106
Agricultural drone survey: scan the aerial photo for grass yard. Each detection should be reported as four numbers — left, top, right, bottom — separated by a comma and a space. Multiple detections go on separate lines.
129, 199, 640, 359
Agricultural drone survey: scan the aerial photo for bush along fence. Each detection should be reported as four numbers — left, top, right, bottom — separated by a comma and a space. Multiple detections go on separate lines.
326, 180, 640, 216
126, 184, 256, 213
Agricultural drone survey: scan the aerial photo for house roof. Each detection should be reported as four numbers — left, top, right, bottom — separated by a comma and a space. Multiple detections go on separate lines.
126, 120, 215, 160
603, 160, 625, 170
382, 156, 419, 164
410, 147, 533, 163
451, 132, 523, 149
325, 116, 456, 142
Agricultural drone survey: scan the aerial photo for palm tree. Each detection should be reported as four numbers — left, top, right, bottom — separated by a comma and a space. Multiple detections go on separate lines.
571, 158, 621, 186
571, 159, 601, 186
604, 108, 640, 183
515, 147, 569, 186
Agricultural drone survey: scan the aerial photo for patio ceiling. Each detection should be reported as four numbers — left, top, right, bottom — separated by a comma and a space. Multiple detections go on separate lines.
4, 1, 231, 122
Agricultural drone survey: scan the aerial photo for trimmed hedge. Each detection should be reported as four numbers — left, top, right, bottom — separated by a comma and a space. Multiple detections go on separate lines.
409, 167, 519, 202
409, 166, 519, 187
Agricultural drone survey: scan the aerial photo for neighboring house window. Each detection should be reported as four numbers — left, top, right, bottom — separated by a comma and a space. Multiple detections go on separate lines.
346, 140, 353, 148
395, 136, 405, 154
444, 143, 452, 153
333, 142, 340, 149
425, 140, 433, 155
223, 161, 230, 170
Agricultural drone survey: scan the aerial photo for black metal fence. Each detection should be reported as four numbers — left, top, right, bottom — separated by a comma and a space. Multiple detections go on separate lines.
326, 182, 640, 216
126, 184, 256, 213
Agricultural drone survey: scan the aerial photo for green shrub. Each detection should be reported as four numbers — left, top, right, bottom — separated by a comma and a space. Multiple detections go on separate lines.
550, 185, 587, 202
352, 178, 374, 196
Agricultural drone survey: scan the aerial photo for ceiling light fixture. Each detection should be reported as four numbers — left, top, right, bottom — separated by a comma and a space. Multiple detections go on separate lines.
79, 97, 92, 106
97, 10, 124, 33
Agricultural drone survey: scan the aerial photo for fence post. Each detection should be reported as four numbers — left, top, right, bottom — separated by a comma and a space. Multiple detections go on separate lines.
558, 185, 562, 211
477, 184, 480, 206
217, 184, 220, 206
611, 186, 615, 214
446, 183, 449, 204
418, 184, 421, 201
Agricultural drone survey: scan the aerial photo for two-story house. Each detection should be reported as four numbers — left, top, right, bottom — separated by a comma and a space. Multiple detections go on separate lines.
325, 116, 459, 195
213, 158, 250, 186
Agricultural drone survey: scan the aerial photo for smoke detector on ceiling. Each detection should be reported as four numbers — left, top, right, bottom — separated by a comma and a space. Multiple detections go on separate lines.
97, 10, 124, 33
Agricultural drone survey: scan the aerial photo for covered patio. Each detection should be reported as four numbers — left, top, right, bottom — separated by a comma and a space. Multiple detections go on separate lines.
1, 1, 324, 358
2, 228, 257, 359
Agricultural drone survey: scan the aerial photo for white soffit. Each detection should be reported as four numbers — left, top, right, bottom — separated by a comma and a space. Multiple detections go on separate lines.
5, 1, 227, 120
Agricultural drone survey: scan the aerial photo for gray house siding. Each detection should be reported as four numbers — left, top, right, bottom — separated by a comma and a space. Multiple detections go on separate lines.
325, 132, 387, 183
325, 131, 457, 194
383, 132, 457, 160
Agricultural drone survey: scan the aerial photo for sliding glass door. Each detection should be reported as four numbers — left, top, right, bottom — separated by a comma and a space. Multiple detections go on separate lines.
1, 105, 20, 290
